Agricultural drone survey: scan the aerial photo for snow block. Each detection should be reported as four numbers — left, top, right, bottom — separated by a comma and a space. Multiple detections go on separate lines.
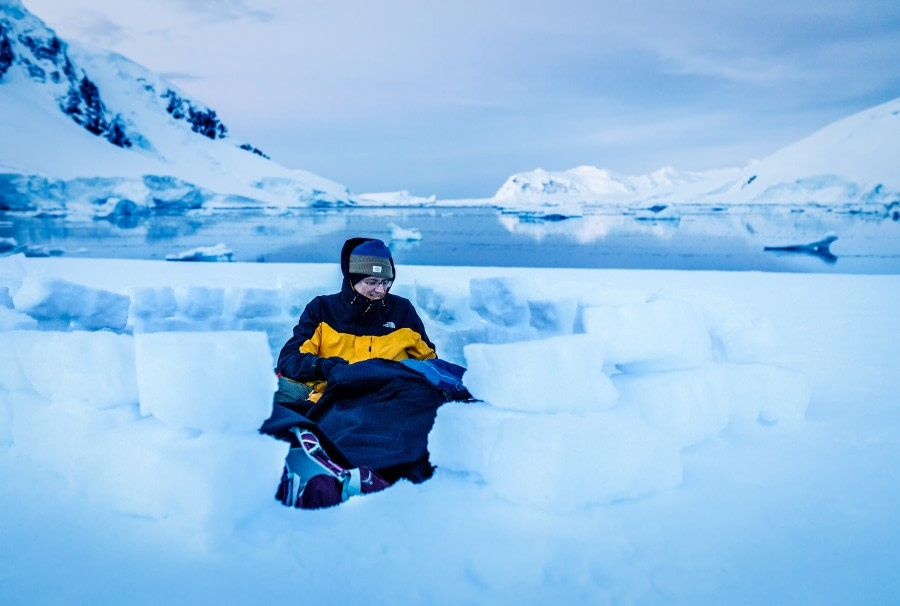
0, 252, 26, 295
13, 277, 131, 331
429, 403, 509, 474
430, 404, 682, 511
0, 330, 138, 409
0, 306, 38, 331
464, 334, 618, 413
10, 401, 285, 529
581, 298, 712, 371
470, 277, 529, 326
415, 281, 473, 324
527, 297, 577, 333
655, 289, 777, 364
614, 363, 810, 447
233, 287, 283, 319
130, 286, 177, 319
179, 286, 225, 321
0, 286, 12, 309
134, 331, 277, 433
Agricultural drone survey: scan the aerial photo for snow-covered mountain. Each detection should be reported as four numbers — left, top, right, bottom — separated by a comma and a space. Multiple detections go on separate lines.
0, 0, 350, 217
492, 165, 743, 216
492, 98, 900, 215
717, 97, 900, 206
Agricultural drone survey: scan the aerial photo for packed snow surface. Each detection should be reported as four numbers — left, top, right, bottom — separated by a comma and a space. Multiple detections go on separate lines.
1, 254, 898, 604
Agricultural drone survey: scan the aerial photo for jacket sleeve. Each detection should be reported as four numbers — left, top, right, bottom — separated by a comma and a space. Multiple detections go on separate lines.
276, 299, 324, 381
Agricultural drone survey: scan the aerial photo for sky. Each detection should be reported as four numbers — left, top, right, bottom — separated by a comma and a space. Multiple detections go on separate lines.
18, 0, 900, 199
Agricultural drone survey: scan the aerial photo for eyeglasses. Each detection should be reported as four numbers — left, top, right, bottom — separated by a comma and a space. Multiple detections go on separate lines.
360, 278, 393, 288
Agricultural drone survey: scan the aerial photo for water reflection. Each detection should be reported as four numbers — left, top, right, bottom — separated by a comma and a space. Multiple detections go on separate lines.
498, 213, 680, 244
1, 206, 898, 273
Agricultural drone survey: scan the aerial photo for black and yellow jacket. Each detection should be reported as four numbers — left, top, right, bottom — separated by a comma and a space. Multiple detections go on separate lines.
276, 238, 436, 402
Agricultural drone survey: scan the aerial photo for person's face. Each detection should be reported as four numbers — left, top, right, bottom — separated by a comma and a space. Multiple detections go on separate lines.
354, 277, 393, 300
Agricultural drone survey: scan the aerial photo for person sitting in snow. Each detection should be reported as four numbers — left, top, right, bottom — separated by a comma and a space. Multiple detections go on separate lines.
265, 237, 464, 509
275, 237, 436, 404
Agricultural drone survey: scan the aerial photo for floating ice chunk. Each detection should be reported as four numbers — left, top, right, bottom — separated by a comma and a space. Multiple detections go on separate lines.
430, 404, 682, 511
470, 277, 529, 326
165, 243, 233, 262
134, 331, 277, 433
464, 334, 617, 413
0, 331, 138, 409
582, 298, 712, 371
13, 278, 131, 331
387, 222, 423, 241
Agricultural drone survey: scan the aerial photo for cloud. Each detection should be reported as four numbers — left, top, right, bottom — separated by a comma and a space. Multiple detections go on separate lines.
61, 12, 128, 47
164, 0, 275, 22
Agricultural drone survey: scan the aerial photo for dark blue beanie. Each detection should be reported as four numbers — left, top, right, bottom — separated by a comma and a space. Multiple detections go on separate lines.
348, 239, 393, 279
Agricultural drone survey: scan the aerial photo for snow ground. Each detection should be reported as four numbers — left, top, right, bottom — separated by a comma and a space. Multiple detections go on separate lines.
1, 255, 898, 605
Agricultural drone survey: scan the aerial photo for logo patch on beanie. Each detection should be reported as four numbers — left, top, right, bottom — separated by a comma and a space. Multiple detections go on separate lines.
372, 266, 382, 273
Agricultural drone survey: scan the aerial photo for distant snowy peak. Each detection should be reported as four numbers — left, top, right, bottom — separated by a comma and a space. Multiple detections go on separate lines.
493, 96, 900, 212
494, 165, 727, 202
0, 0, 263, 157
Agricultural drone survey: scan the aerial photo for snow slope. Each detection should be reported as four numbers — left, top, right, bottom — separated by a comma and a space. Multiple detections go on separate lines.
720, 97, 900, 205
0, 0, 350, 215
1, 254, 898, 604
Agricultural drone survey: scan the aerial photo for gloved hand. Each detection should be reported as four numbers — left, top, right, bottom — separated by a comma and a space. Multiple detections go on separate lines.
316, 356, 349, 381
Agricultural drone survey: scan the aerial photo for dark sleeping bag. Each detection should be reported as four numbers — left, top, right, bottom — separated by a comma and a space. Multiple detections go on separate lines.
260, 358, 468, 481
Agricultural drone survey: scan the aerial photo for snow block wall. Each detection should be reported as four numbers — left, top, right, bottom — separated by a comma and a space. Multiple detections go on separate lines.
0, 255, 811, 520
426, 277, 810, 512
0, 257, 286, 537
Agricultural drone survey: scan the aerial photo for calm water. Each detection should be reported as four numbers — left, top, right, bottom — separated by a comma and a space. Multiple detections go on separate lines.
2, 206, 899, 274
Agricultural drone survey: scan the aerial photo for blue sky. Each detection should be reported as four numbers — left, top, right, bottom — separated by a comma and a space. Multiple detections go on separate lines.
22, 0, 900, 198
